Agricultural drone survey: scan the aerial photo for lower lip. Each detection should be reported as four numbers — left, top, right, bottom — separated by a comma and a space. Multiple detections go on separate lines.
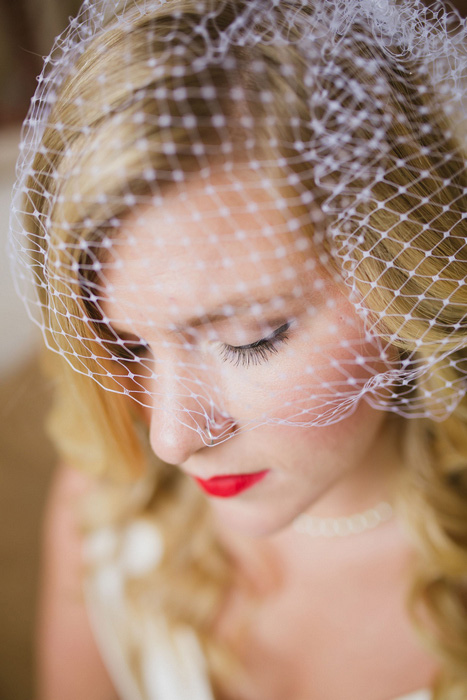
193, 470, 270, 498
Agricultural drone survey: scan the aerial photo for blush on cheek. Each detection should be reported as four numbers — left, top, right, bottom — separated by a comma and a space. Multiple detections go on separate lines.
256, 341, 389, 427
244, 291, 397, 426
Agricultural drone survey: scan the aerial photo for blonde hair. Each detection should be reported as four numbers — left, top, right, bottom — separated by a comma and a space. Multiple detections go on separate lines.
25, 1, 467, 697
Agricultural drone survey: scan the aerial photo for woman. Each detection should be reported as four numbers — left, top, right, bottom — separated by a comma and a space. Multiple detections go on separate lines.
9, 0, 467, 698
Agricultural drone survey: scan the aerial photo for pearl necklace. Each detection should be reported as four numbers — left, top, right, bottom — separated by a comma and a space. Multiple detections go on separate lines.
292, 501, 393, 538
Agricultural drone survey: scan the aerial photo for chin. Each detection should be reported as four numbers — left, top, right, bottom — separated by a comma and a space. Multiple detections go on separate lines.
210, 499, 296, 539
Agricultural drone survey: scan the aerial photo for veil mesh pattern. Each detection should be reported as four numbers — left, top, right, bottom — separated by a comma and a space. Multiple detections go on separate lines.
8, 0, 467, 443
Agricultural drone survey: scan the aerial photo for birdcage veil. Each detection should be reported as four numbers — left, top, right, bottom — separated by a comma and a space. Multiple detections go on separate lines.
8, 0, 467, 445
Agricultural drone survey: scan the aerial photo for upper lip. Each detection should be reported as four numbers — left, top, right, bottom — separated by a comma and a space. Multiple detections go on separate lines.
185, 470, 267, 481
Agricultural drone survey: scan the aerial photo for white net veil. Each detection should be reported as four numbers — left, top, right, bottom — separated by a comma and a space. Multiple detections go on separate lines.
8, 0, 467, 447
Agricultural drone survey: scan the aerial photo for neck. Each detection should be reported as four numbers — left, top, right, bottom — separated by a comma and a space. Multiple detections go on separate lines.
214, 413, 409, 593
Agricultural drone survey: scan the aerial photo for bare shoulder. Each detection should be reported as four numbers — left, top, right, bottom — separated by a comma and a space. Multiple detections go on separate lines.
36, 464, 118, 700
43, 463, 93, 536
40, 464, 95, 603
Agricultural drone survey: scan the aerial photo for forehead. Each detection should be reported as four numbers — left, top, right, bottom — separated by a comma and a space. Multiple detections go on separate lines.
103, 167, 324, 327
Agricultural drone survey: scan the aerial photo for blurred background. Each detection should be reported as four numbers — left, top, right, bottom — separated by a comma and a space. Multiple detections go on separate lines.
0, 1, 466, 699
0, 2, 80, 699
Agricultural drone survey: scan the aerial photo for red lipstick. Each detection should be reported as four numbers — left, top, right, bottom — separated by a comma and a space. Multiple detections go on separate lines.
193, 470, 269, 498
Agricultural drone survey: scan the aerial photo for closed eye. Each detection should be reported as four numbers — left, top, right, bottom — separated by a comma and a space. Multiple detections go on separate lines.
219, 322, 291, 368
106, 322, 292, 368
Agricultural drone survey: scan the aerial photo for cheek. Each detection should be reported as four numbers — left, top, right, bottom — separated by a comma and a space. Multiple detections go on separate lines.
218, 333, 391, 427
258, 395, 388, 483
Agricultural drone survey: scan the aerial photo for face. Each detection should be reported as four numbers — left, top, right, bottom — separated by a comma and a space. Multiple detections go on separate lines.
102, 167, 400, 537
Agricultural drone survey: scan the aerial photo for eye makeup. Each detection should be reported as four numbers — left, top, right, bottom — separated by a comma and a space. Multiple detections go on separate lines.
218, 321, 292, 368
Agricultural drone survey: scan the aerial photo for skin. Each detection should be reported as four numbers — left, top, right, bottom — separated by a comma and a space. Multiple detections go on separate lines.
103, 166, 403, 538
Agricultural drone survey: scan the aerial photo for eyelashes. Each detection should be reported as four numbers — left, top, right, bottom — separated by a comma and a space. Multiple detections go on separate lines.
219, 322, 291, 368
110, 322, 292, 368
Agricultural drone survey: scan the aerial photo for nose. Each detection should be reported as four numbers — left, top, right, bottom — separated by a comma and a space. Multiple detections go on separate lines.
147, 368, 235, 465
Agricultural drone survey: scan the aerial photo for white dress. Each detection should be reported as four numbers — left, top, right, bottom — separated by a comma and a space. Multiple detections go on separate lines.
83, 520, 432, 700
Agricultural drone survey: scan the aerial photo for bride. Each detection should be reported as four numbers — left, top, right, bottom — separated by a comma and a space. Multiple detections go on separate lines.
10, 1, 467, 698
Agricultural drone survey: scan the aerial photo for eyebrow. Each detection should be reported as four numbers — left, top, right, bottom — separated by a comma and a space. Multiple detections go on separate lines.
172, 291, 302, 331
109, 290, 303, 341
